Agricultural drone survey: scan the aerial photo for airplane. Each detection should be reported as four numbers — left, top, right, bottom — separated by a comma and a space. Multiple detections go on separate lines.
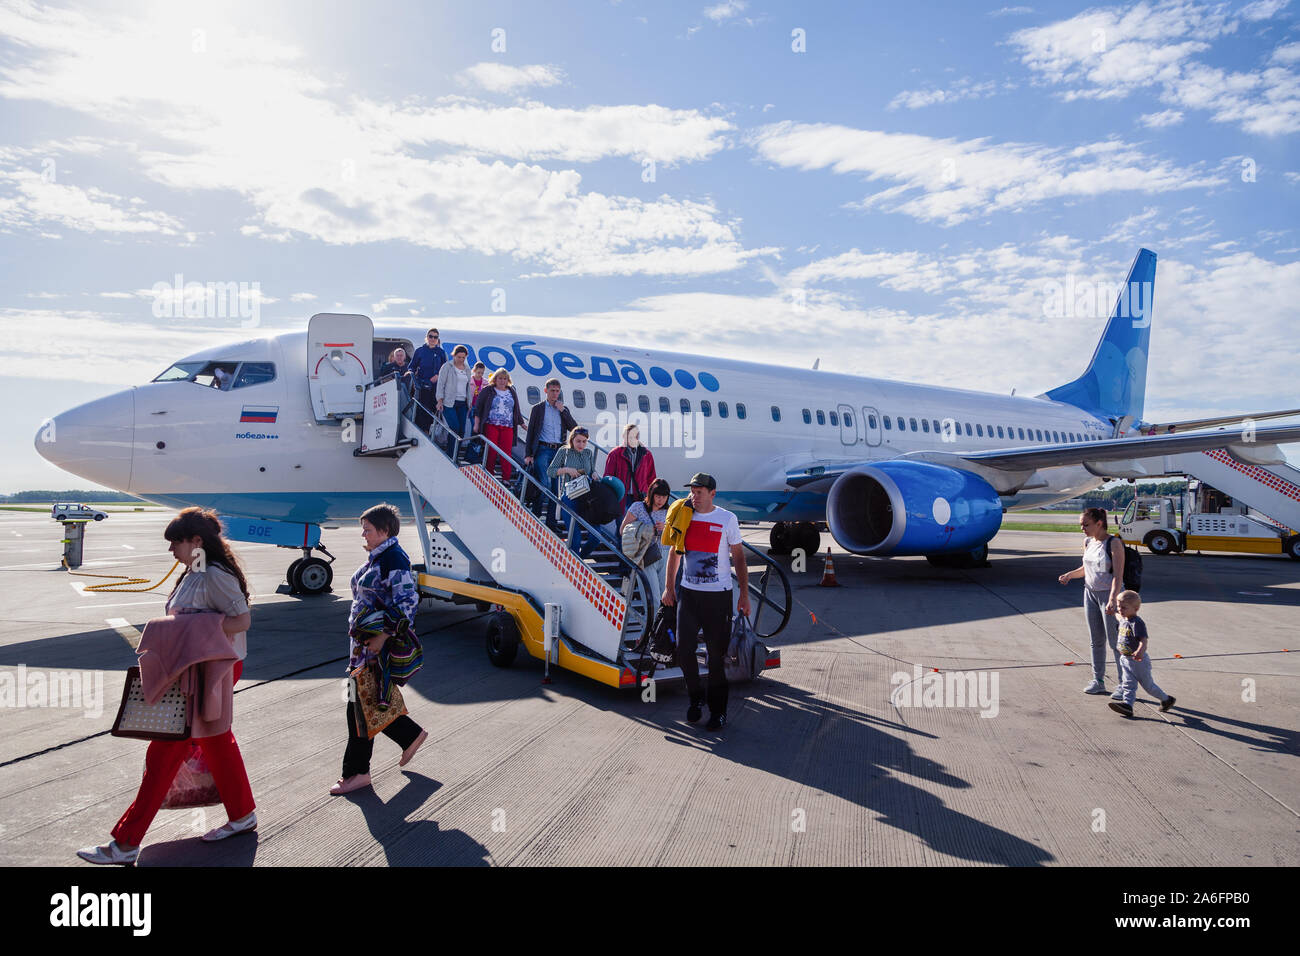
36, 248, 1300, 593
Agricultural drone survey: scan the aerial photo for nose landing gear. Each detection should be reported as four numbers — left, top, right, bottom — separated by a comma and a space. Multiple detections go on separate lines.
286, 545, 336, 595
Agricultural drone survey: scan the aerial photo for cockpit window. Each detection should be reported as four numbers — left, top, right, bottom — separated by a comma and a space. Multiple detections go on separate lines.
233, 362, 276, 388
152, 360, 275, 390
153, 361, 206, 382
193, 362, 239, 390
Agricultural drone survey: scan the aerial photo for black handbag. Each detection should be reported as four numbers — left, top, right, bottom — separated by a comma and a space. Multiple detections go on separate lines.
647, 604, 677, 664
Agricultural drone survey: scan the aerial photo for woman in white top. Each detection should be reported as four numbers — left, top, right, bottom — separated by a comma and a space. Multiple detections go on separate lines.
78, 508, 257, 865
620, 478, 671, 606
435, 344, 473, 454
1057, 507, 1125, 696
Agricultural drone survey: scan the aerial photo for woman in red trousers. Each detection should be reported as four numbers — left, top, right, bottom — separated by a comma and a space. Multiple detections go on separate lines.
78, 508, 257, 865
472, 367, 525, 481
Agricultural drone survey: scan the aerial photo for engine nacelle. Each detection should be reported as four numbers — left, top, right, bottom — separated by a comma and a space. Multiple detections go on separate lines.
826, 460, 1003, 556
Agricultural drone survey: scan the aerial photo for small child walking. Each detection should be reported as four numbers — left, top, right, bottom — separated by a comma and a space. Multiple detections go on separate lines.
1108, 590, 1177, 717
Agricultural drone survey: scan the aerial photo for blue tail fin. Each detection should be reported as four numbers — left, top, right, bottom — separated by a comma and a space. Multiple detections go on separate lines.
1044, 248, 1156, 426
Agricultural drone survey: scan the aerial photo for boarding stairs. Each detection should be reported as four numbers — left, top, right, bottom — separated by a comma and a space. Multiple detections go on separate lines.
355, 379, 790, 685
1159, 449, 1300, 534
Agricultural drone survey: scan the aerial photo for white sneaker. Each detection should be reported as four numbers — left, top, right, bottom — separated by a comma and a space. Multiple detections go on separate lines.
1110, 689, 1125, 700
1083, 680, 1106, 695
76, 840, 139, 865
201, 811, 257, 842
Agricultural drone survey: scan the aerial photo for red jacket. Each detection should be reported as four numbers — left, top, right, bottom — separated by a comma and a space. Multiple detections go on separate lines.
604, 445, 656, 499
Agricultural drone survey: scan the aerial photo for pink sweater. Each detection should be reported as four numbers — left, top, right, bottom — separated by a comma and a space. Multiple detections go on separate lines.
137, 613, 237, 738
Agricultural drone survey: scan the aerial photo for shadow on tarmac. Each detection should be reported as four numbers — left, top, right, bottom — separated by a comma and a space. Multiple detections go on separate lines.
334, 772, 490, 866
622, 678, 1055, 866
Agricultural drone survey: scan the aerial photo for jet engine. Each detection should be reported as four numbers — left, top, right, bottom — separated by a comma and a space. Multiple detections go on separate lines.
825, 460, 1002, 557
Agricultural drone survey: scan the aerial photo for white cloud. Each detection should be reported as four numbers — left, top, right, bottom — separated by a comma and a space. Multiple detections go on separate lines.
1008, 1, 1300, 136
0, 2, 752, 277
1272, 42, 1300, 65
365, 99, 732, 164
290, 292, 317, 302
989, 6, 1036, 15
457, 63, 565, 94
0, 309, 261, 384
1241, 0, 1289, 20
1139, 108, 1185, 127
372, 296, 417, 315
0, 156, 183, 236
749, 121, 1223, 225
703, 1, 747, 23
98, 291, 135, 298
888, 78, 1002, 110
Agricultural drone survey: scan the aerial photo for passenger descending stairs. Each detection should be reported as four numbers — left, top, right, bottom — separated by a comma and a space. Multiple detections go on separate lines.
393, 416, 644, 664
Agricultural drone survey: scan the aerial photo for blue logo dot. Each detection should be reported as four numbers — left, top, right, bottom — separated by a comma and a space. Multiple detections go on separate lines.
649, 366, 673, 387
698, 371, 719, 392
674, 369, 696, 390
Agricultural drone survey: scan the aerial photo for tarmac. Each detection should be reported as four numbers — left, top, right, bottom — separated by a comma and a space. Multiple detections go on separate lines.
1, 509, 1296, 867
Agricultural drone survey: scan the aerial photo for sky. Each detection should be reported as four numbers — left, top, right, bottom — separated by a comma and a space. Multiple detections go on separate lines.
1, 0, 1298, 492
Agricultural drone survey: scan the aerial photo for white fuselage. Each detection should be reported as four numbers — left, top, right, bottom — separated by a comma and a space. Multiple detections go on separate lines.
40, 326, 1110, 523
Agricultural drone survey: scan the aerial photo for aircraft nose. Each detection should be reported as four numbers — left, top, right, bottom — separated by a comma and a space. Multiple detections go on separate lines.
35, 389, 135, 491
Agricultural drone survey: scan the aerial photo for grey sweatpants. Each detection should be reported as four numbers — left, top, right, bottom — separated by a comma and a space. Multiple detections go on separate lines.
1084, 587, 1121, 684
1118, 654, 1167, 706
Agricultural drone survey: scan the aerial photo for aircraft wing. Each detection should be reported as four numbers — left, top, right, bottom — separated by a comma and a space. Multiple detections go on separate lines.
786, 422, 1300, 488
1140, 407, 1300, 433
957, 422, 1300, 471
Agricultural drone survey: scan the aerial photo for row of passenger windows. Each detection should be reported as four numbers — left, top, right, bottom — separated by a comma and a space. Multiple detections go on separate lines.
526, 386, 749, 420
871, 413, 1098, 444
802, 408, 853, 428
522, 386, 1097, 444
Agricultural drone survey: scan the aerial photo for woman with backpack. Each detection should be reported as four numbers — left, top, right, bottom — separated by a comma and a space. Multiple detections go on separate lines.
1057, 507, 1126, 698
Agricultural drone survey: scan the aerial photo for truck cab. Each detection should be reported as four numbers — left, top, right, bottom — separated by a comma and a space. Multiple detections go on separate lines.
1118, 482, 1299, 559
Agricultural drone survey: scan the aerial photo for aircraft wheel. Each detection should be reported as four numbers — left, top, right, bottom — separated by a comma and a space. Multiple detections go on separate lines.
485, 612, 520, 667
1145, 531, 1177, 555
795, 521, 821, 557
769, 521, 794, 555
293, 557, 333, 595
286, 558, 304, 587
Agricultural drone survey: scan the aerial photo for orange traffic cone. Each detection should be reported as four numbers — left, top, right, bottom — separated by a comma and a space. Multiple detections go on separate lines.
818, 548, 841, 587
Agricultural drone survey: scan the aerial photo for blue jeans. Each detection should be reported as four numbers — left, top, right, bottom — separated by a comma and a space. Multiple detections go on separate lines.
531, 445, 559, 525
462, 409, 481, 463
1084, 588, 1121, 684
442, 401, 467, 455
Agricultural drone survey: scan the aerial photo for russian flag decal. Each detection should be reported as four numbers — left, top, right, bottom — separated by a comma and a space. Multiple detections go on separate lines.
240, 405, 279, 423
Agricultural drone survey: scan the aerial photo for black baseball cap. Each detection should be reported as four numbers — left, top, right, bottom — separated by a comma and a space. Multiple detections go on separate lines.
685, 472, 716, 490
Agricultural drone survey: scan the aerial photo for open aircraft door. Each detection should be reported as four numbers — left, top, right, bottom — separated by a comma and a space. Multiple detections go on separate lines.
308, 313, 373, 422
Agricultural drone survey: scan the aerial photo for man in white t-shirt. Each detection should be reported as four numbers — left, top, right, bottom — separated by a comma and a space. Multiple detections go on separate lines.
662, 473, 750, 731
